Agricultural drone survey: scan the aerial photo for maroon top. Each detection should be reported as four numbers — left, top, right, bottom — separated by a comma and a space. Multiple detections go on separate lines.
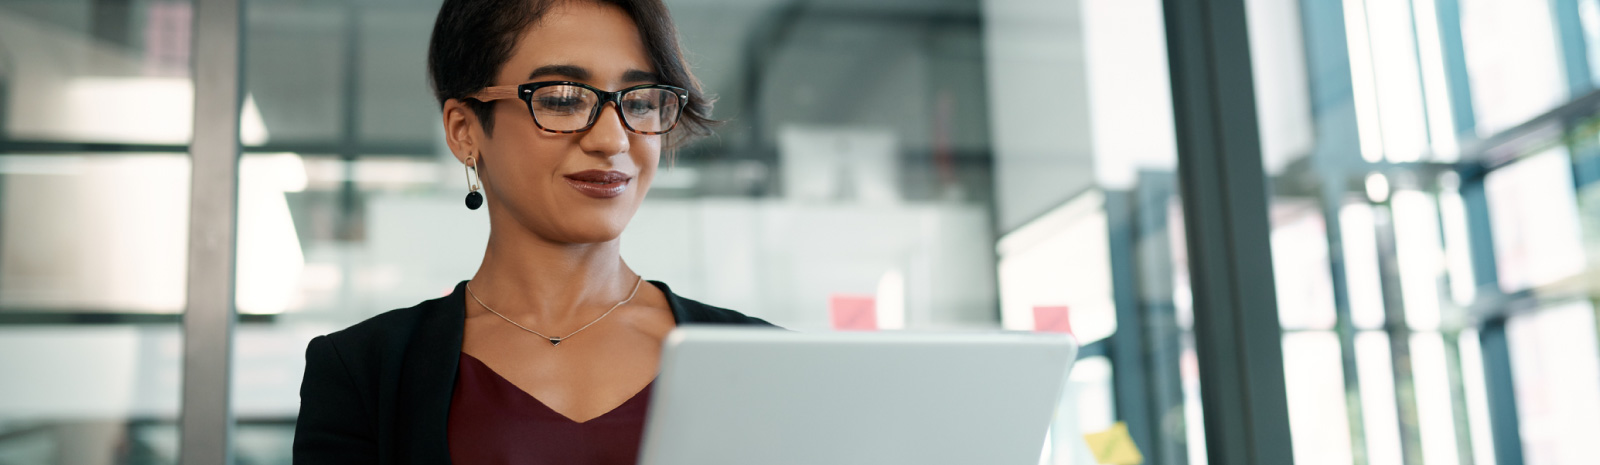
447, 353, 654, 465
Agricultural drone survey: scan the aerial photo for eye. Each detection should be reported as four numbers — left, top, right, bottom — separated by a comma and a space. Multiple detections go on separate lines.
531, 87, 590, 115
535, 96, 583, 113
621, 97, 660, 116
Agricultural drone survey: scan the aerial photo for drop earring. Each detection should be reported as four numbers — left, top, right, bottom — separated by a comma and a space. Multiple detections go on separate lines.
463, 155, 483, 210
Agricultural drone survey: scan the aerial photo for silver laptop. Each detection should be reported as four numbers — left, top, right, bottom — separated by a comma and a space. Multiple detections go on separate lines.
638, 327, 1079, 465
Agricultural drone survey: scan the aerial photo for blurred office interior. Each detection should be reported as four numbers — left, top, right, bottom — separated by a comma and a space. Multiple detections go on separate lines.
1, 0, 1598, 463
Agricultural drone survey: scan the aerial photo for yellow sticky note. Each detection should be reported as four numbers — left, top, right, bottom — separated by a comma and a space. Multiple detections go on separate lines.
1082, 421, 1144, 465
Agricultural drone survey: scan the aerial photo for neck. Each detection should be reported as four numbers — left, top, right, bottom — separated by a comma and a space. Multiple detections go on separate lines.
468, 227, 639, 325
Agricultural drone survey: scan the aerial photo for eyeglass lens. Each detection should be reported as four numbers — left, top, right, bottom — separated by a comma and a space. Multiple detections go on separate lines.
528, 85, 682, 134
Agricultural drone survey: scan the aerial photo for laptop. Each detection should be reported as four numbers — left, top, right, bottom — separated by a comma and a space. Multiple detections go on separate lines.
638, 327, 1079, 465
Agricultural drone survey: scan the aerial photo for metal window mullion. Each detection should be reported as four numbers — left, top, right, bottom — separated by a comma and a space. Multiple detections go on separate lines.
1552, 0, 1595, 96
180, 0, 244, 463
1372, 205, 1426, 465
1105, 174, 1193, 465
1440, 329, 1483, 465
1135, 172, 1191, 465
1163, 0, 1295, 463
1105, 190, 1159, 461
1459, 174, 1525, 465
337, 3, 363, 241
1430, 0, 1478, 139
1311, 176, 1379, 465
0, 66, 10, 143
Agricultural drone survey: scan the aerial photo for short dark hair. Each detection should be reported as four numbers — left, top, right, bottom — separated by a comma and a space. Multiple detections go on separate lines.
426, 0, 716, 147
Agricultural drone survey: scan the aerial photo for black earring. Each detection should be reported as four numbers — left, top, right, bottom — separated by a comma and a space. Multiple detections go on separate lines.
464, 155, 483, 210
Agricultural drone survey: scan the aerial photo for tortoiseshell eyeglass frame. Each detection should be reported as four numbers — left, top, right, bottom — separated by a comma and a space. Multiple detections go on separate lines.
467, 81, 690, 135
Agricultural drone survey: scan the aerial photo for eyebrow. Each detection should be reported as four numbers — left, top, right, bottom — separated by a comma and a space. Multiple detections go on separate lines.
527, 64, 662, 85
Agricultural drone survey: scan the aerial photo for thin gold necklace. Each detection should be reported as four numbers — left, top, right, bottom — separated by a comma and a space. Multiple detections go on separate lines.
465, 276, 644, 346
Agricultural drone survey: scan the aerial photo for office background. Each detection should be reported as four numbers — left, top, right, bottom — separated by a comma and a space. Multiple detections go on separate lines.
0, 0, 1596, 464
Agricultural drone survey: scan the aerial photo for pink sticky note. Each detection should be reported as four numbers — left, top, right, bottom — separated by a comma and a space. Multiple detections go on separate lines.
1033, 305, 1073, 335
829, 295, 878, 331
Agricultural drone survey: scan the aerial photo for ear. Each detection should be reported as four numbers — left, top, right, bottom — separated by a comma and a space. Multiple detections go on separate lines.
442, 98, 484, 165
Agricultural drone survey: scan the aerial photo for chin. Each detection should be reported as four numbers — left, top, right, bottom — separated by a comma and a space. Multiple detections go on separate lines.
547, 220, 630, 244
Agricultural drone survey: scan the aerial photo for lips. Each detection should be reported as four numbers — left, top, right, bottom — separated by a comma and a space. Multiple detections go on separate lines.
563, 170, 632, 199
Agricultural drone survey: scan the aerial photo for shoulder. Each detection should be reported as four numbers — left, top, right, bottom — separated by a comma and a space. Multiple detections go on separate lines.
651, 280, 780, 328
678, 295, 778, 327
309, 283, 465, 368
319, 297, 437, 351
297, 286, 467, 459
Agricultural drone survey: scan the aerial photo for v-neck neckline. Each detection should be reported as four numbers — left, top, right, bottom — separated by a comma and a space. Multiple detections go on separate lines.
394, 280, 770, 462
457, 352, 655, 424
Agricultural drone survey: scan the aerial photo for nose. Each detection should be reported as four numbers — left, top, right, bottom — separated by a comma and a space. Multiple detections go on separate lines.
578, 102, 630, 157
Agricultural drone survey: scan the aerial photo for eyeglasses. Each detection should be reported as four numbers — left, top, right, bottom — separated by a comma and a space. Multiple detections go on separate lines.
468, 81, 689, 135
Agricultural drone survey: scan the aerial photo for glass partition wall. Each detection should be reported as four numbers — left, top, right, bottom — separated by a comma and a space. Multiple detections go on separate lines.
2, 0, 1595, 464
0, 1, 195, 463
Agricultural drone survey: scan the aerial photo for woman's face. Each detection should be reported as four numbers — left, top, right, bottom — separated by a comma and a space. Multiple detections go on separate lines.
456, 1, 662, 245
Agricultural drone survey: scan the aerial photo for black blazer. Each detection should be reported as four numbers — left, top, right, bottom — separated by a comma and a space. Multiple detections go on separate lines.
293, 280, 775, 464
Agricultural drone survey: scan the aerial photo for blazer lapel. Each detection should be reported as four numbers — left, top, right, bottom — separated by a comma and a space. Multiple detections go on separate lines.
392, 281, 467, 463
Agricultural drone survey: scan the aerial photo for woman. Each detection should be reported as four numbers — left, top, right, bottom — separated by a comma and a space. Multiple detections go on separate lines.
292, 0, 774, 463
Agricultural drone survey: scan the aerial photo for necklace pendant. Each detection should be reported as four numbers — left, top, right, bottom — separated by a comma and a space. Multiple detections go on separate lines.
548, 337, 563, 346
